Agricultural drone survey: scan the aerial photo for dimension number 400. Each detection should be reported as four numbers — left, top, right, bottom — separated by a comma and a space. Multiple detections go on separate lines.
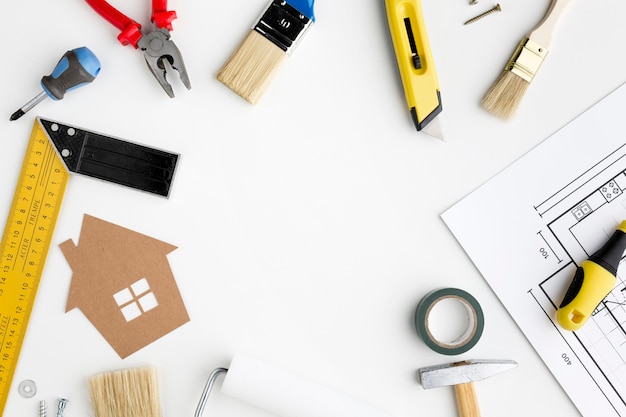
562, 353, 572, 365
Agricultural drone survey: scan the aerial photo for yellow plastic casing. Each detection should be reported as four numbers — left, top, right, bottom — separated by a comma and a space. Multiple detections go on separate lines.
0, 119, 69, 415
385, 0, 441, 129
556, 260, 616, 331
618, 220, 626, 235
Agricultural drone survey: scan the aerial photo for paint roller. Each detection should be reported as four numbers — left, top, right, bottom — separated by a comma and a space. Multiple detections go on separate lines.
195, 354, 392, 417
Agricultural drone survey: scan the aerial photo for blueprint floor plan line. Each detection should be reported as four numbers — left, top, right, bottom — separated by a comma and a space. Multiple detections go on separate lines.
534, 143, 626, 219
442, 83, 626, 417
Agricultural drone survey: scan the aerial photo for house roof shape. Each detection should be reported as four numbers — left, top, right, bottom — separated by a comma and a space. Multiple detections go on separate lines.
60, 214, 189, 358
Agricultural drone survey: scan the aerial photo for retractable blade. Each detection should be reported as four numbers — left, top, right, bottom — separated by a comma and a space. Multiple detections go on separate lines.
385, 0, 443, 140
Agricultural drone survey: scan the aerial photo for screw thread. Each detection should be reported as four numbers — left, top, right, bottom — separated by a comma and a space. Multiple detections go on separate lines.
39, 401, 47, 417
464, 3, 501, 25
56, 398, 68, 417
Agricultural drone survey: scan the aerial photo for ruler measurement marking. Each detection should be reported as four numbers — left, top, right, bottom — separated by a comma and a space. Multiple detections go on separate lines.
18, 180, 36, 275
0, 315, 9, 356
10, 144, 45, 272
21, 148, 51, 274
0, 121, 69, 417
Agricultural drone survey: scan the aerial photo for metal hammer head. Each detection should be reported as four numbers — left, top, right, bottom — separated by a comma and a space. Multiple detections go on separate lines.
418, 359, 517, 389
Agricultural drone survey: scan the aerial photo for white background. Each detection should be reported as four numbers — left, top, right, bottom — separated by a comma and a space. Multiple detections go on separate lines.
1, 1, 625, 417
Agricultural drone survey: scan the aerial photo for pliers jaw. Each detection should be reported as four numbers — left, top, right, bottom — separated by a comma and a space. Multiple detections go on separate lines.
85, 0, 191, 97
138, 28, 191, 98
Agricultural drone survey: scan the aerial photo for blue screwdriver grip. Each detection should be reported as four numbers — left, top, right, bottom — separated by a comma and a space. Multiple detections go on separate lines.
69, 47, 101, 77
41, 47, 101, 100
287, 0, 315, 21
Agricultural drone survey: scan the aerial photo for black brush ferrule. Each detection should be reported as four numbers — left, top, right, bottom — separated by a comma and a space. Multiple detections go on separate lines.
253, 0, 312, 55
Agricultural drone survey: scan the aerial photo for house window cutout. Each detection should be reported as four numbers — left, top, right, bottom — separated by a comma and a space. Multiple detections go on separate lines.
114, 278, 159, 322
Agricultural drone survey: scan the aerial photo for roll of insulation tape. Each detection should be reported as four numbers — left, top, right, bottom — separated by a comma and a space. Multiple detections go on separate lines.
414, 287, 484, 355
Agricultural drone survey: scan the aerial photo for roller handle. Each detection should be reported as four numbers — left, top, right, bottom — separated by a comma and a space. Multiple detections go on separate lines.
454, 382, 481, 417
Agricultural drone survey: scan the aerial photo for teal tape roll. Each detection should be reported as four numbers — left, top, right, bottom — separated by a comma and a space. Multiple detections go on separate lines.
414, 288, 484, 355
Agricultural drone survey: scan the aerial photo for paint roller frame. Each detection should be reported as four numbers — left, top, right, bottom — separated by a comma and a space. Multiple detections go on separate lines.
195, 367, 228, 417
193, 355, 392, 417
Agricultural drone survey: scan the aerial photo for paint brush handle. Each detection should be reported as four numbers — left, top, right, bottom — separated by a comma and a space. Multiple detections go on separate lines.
454, 382, 481, 417
528, 0, 572, 47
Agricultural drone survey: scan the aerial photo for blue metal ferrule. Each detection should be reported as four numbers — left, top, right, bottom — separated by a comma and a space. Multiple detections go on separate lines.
288, 0, 315, 21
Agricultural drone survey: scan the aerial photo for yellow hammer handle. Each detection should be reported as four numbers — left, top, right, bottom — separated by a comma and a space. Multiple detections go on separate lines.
454, 382, 481, 417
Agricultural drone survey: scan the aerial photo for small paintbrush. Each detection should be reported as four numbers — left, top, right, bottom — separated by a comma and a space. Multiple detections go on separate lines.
481, 0, 572, 119
217, 0, 315, 104
89, 367, 162, 417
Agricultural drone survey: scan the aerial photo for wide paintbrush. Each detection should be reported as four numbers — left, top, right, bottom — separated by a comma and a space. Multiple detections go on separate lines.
481, 0, 572, 119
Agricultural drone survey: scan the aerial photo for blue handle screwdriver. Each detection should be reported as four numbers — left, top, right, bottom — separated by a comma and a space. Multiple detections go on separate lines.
10, 47, 101, 121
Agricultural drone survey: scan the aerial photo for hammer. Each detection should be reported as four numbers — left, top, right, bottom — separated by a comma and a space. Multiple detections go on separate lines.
418, 359, 517, 417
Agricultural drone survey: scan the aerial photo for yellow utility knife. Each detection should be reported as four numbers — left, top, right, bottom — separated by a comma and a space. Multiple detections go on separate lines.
385, 0, 443, 140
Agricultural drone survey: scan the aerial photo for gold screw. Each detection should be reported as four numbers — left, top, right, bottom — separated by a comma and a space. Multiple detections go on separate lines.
464, 3, 501, 25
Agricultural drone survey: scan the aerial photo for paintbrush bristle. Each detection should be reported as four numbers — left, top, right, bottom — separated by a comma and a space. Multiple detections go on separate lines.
89, 367, 161, 417
217, 31, 287, 105
481, 70, 530, 119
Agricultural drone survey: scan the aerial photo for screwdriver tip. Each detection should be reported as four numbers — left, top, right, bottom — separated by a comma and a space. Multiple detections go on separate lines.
10, 109, 25, 121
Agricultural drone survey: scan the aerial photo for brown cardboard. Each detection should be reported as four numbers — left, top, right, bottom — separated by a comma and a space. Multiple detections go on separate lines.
60, 214, 189, 358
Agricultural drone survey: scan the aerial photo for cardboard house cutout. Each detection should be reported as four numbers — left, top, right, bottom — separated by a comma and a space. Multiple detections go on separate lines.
60, 214, 189, 358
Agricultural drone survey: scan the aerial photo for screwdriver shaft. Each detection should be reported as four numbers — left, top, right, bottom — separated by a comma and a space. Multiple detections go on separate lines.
10, 91, 48, 121
9, 47, 100, 122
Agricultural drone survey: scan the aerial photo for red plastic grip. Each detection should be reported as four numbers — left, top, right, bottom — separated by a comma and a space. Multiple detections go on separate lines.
85, 0, 143, 47
151, 0, 177, 30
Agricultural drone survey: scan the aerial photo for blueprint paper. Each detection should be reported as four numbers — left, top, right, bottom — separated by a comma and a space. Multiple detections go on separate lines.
442, 83, 626, 417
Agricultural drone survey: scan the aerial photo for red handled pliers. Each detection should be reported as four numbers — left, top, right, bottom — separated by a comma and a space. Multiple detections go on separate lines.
85, 0, 191, 97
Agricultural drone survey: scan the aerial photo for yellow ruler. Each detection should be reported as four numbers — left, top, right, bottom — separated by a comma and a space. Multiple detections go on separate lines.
0, 120, 69, 416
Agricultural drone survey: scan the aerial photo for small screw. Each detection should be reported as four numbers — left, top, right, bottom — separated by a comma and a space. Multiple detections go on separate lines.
56, 399, 68, 417
39, 401, 47, 417
464, 3, 501, 25
470, 0, 478, 4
